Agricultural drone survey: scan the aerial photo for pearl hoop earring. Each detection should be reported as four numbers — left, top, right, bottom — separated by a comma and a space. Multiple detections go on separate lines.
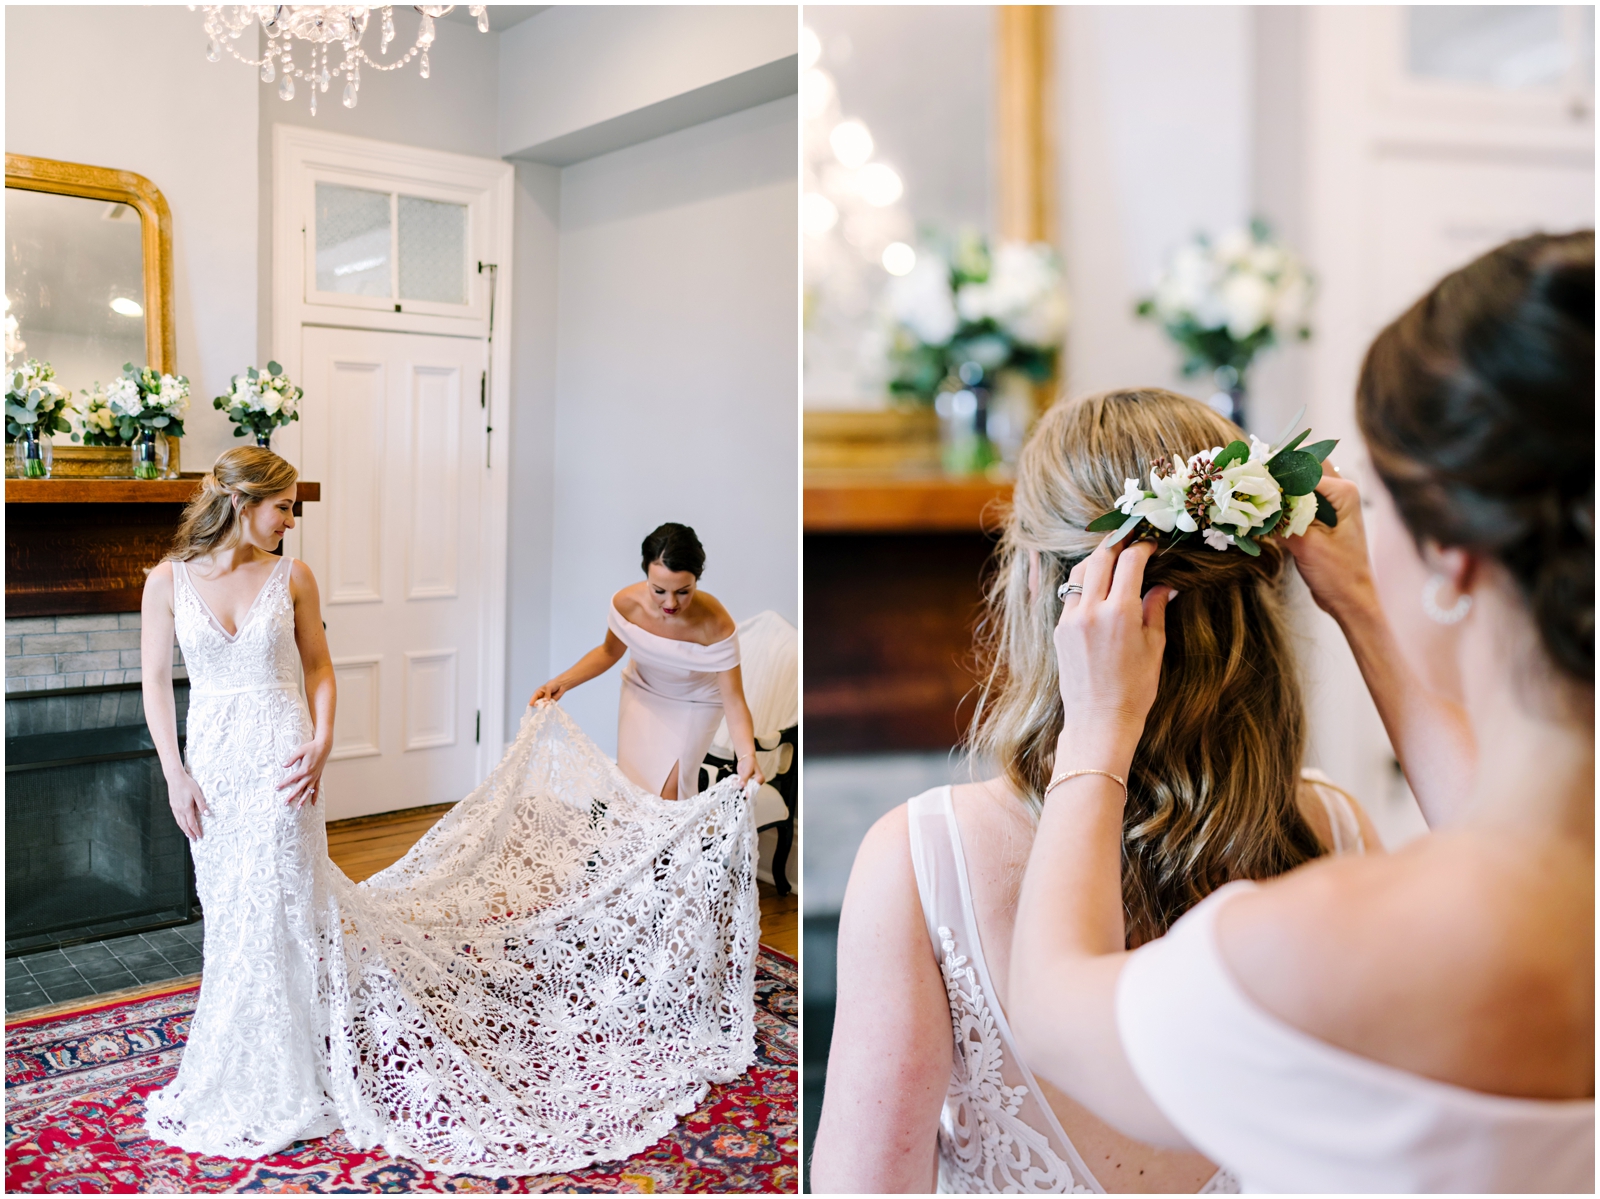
1421, 573, 1472, 624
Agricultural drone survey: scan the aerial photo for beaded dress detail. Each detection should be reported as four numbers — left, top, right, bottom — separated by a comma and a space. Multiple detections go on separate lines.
145, 557, 759, 1175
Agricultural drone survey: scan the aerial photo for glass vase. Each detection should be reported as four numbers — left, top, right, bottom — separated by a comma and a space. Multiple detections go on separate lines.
1206, 366, 1249, 431
254, 430, 272, 448
12, 428, 51, 479
130, 430, 168, 480
935, 385, 1000, 477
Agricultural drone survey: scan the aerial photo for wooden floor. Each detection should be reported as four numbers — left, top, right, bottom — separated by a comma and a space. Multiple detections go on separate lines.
327, 805, 799, 959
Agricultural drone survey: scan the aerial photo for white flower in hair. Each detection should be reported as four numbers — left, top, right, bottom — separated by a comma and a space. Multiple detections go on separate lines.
1114, 477, 1147, 516
1202, 527, 1235, 551
1132, 459, 1198, 533
1285, 490, 1320, 537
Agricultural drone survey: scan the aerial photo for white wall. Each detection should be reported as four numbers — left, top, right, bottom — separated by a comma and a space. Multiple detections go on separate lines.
500, 5, 796, 161
544, 96, 799, 752
5, 5, 259, 472
1058, 7, 1270, 414
503, 163, 562, 736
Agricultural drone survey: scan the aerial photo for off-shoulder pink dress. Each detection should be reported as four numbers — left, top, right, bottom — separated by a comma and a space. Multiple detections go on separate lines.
607, 601, 740, 798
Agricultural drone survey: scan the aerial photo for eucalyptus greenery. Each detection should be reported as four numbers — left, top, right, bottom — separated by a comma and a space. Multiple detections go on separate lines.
105, 362, 191, 442
214, 361, 303, 440
1085, 427, 1338, 557
5, 360, 72, 442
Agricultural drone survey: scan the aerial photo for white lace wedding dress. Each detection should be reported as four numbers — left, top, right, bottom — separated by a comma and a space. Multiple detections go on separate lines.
144, 555, 760, 1175
908, 779, 1368, 1193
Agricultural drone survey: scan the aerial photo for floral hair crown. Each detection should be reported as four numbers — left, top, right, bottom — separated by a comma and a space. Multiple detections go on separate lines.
1085, 426, 1337, 556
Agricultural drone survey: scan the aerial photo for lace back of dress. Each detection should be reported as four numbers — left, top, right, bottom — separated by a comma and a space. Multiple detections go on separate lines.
907, 788, 1102, 1194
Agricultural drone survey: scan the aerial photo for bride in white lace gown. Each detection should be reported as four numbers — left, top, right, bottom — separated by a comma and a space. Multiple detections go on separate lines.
810, 391, 1382, 1193
138, 448, 758, 1175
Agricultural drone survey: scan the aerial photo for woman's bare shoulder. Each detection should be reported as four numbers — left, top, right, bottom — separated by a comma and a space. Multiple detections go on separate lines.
1216, 833, 1593, 1096
693, 589, 737, 640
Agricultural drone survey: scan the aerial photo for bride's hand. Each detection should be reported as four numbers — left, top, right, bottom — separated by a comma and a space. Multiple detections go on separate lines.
279, 738, 330, 809
736, 753, 764, 789
1285, 462, 1378, 624
531, 679, 565, 704
166, 768, 210, 841
1053, 537, 1176, 773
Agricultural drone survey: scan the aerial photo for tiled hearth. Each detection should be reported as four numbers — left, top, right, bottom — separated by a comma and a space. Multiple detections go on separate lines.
5, 922, 205, 1014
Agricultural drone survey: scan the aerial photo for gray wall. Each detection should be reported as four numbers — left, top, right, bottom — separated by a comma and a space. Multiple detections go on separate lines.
542, 97, 799, 752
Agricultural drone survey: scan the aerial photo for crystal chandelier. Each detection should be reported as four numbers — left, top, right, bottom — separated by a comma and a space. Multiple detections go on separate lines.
196, 6, 489, 115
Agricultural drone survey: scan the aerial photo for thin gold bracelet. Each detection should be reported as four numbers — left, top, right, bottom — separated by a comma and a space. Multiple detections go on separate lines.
1044, 768, 1128, 800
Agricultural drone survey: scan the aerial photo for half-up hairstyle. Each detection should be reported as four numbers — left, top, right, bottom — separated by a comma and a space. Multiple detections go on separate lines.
968, 388, 1323, 947
168, 446, 299, 562
1358, 230, 1593, 685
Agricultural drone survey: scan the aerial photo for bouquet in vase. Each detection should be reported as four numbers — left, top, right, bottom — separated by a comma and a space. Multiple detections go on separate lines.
886, 232, 1067, 472
1136, 219, 1311, 428
107, 363, 190, 478
214, 361, 302, 446
72, 384, 126, 446
5, 360, 70, 478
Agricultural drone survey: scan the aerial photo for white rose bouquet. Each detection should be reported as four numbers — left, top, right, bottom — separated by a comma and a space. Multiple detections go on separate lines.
5, 359, 71, 443
105, 363, 191, 441
887, 232, 1067, 405
71, 383, 125, 446
1136, 220, 1311, 423
213, 361, 302, 445
1087, 426, 1337, 557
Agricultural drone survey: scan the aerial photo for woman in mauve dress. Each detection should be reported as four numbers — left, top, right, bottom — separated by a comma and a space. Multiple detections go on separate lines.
534, 522, 764, 799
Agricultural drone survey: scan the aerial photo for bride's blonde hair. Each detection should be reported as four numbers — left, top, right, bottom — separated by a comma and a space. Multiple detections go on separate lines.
968, 388, 1323, 946
168, 446, 299, 562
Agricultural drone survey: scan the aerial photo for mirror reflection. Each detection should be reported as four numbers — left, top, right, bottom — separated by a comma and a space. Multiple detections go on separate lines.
5, 187, 146, 403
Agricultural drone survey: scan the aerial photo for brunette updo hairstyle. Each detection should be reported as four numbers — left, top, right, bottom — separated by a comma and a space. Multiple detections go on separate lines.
168, 446, 299, 562
1357, 230, 1594, 683
641, 522, 706, 578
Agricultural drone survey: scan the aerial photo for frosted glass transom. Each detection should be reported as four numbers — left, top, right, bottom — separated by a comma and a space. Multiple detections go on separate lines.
1406, 6, 1568, 90
398, 196, 467, 305
315, 183, 391, 297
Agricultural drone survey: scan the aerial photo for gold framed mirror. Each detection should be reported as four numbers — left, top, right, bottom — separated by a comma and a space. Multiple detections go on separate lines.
5, 153, 175, 381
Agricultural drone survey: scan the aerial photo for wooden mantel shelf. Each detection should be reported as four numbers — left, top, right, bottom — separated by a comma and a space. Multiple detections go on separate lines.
6, 478, 320, 504
6, 478, 322, 617
804, 472, 1013, 533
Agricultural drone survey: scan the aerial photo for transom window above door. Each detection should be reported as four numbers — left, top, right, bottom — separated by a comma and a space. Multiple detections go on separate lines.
310, 181, 472, 314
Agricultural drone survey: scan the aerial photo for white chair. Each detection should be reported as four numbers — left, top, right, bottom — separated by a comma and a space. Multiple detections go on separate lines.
701, 610, 798, 893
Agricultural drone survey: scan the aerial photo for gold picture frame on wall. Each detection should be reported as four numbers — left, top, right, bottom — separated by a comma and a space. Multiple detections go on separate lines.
5, 153, 177, 476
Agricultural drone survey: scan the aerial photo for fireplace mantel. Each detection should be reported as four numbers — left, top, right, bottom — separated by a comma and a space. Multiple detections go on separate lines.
5, 477, 321, 617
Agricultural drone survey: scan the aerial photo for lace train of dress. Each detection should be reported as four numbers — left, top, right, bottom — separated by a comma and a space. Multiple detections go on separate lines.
145, 558, 759, 1175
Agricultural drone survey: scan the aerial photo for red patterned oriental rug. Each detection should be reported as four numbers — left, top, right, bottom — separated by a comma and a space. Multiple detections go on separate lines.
5, 947, 797, 1193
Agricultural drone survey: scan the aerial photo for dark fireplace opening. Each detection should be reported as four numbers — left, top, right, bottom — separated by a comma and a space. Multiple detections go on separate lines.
5, 681, 198, 956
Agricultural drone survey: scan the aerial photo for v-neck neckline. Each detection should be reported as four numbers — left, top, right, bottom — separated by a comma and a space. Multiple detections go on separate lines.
182, 556, 287, 641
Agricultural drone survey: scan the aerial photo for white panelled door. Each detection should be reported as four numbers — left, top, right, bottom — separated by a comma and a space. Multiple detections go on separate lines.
299, 326, 488, 821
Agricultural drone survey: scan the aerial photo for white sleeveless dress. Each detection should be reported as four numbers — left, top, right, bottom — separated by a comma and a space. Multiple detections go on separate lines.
145, 557, 759, 1175
608, 601, 740, 798
907, 774, 1368, 1194
1118, 887, 1596, 1192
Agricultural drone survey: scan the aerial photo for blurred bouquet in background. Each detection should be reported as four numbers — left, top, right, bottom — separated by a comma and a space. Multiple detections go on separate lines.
5, 359, 70, 478
886, 231, 1067, 473
1137, 220, 1311, 428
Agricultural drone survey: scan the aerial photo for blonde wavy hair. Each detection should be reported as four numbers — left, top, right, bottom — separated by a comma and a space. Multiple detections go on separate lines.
168, 446, 299, 562
967, 388, 1323, 947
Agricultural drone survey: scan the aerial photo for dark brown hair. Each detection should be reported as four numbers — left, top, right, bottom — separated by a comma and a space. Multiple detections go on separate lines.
1357, 230, 1594, 683
168, 446, 299, 561
968, 388, 1323, 947
642, 522, 706, 578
